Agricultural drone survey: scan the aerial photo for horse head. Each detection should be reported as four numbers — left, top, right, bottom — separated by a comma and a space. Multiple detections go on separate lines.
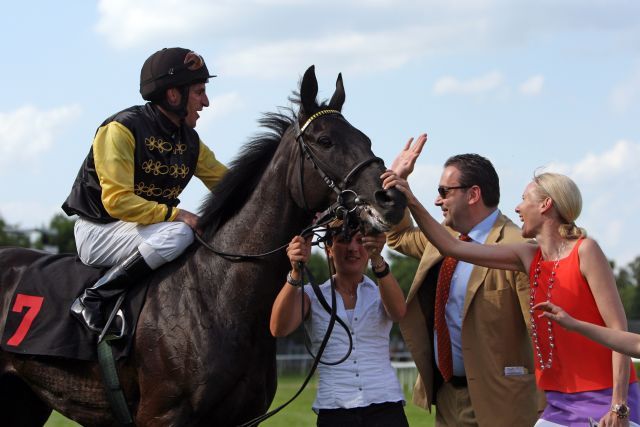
286, 65, 406, 231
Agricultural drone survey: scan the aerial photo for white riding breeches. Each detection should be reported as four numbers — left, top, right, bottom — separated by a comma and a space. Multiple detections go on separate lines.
74, 217, 194, 269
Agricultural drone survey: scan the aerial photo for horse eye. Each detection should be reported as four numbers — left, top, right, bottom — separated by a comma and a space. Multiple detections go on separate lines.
316, 136, 333, 148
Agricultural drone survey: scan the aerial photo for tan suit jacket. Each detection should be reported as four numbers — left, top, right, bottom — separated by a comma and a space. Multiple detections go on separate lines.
388, 210, 540, 427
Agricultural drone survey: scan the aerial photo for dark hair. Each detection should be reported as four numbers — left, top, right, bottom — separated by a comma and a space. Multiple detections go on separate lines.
444, 153, 500, 207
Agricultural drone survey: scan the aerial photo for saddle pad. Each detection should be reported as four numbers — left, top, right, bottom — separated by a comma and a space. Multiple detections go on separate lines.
1, 252, 148, 361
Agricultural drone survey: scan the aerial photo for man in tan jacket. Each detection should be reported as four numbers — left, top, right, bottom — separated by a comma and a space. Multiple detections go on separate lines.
385, 135, 539, 426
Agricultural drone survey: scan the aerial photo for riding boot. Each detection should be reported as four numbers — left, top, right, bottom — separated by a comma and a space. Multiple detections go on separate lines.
71, 250, 152, 333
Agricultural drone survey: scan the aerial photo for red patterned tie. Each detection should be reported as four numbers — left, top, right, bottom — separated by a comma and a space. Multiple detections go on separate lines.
434, 234, 471, 382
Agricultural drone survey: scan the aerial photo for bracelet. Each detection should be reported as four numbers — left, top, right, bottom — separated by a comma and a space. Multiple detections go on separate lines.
373, 261, 390, 279
286, 270, 303, 287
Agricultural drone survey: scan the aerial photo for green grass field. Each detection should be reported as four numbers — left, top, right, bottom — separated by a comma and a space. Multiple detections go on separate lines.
45, 374, 435, 426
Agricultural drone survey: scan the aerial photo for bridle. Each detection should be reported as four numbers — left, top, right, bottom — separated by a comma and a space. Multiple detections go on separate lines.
229, 110, 385, 427
292, 109, 384, 218
195, 108, 385, 259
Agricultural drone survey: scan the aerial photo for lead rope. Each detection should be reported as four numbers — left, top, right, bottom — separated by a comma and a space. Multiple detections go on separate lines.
237, 257, 348, 427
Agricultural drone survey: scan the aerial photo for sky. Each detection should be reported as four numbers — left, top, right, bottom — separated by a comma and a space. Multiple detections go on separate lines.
2, 0, 639, 268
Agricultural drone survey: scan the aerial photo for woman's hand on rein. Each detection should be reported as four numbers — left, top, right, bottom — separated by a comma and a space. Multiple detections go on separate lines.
286, 235, 312, 271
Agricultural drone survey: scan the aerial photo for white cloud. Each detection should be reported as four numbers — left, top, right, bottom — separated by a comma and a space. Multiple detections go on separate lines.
519, 75, 544, 96
216, 24, 478, 78
433, 71, 504, 95
95, 0, 247, 49
609, 66, 640, 113
196, 92, 244, 130
548, 139, 640, 183
543, 140, 640, 264
406, 163, 446, 217
0, 105, 82, 171
93, 0, 640, 85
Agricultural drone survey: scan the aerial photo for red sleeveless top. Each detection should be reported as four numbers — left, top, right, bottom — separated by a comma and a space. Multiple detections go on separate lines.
529, 238, 637, 392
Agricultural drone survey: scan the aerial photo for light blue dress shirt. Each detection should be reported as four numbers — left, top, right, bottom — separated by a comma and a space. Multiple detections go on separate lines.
435, 209, 500, 377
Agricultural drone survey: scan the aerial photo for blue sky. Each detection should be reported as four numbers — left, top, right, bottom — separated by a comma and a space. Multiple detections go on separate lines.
2, 1, 639, 267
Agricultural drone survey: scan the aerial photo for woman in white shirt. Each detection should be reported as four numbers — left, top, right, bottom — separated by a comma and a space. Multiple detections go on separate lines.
270, 222, 409, 426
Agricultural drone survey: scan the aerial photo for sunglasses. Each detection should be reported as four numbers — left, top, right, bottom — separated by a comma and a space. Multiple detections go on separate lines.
437, 185, 471, 198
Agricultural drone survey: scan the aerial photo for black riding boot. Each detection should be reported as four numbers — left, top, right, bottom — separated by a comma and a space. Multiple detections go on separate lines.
71, 250, 152, 333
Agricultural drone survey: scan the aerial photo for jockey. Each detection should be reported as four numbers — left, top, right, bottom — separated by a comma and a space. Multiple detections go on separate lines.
62, 47, 228, 334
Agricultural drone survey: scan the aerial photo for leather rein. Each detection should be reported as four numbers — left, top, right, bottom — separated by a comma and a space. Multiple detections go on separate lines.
196, 109, 382, 427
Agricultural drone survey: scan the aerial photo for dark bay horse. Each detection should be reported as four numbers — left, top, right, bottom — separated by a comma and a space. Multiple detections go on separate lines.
0, 66, 406, 426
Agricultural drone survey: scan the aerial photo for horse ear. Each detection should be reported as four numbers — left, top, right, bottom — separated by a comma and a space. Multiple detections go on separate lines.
300, 65, 319, 116
328, 73, 345, 111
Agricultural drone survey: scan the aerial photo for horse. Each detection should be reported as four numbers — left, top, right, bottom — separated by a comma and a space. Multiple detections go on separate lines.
0, 65, 406, 426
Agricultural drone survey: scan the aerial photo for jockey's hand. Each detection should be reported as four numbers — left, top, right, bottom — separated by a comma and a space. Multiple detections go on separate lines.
287, 235, 312, 272
174, 209, 202, 234
390, 133, 427, 179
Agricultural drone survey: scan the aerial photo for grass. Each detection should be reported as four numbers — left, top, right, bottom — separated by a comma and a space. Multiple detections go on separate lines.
45, 374, 435, 426
262, 375, 434, 426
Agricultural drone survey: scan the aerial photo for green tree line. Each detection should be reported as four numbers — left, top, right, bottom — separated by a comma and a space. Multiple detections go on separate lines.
2, 214, 640, 320
0, 213, 76, 253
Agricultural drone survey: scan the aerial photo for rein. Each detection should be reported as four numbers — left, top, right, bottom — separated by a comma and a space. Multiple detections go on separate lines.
237, 256, 352, 427
195, 108, 382, 261
197, 109, 382, 427
293, 109, 384, 212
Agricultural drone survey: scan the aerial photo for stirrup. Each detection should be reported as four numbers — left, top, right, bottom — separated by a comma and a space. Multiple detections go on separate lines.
99, 309, 126, 343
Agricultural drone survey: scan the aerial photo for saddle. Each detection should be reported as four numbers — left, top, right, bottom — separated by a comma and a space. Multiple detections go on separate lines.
1, 251, 149, 361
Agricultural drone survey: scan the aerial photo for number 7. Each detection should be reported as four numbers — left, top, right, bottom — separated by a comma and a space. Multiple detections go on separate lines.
6, 294, 44, 347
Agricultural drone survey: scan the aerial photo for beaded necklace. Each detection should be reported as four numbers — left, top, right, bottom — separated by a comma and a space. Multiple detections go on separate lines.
530, 241, 566, 370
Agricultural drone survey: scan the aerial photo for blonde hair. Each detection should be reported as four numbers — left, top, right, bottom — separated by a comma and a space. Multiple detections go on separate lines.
533, 172, 587, 239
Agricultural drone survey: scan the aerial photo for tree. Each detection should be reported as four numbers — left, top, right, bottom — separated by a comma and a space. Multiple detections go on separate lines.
387, 252, 420, 295
46, 213, 77, 253
304, 251, 330, 284
617, 256, 640, 320
0, 217, 30, 247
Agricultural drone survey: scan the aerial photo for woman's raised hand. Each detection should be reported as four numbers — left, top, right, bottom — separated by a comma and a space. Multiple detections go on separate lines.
390, 133, 427, 179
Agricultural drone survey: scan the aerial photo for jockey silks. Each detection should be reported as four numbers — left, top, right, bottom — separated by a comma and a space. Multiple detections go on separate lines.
62, 103, 226, 224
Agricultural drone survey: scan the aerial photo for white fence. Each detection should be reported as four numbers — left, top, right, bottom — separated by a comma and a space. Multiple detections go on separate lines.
277, 355, 640, 396
276, 354, 418, 393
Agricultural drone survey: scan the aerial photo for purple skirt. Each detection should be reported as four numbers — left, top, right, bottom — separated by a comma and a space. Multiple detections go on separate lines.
540, 382, 640, 426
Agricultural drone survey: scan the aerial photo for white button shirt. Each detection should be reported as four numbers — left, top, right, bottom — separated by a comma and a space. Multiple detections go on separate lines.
303, 276, 405, 412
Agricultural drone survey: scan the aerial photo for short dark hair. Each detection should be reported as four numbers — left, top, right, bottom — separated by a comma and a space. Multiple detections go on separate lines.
444, 154, 500, 207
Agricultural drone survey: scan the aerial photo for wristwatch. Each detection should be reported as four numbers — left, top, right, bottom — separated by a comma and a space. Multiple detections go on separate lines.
611, 402, 630, 419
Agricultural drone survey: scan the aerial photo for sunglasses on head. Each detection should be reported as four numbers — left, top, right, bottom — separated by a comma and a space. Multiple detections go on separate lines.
437, 185, 471, 198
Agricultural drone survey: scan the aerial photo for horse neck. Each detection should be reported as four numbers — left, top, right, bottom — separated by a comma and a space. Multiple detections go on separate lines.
213, 165, 312, 252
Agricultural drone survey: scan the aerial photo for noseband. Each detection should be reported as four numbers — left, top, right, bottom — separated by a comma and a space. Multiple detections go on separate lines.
293, 109, 383, 215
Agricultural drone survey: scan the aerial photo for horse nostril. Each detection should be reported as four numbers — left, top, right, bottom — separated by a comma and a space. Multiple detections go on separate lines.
374, 189, 405, 208
374, 190, 392, 206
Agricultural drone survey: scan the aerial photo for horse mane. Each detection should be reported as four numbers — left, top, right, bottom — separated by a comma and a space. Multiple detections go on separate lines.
197, 88, 333, 240
197, 111, 292, 239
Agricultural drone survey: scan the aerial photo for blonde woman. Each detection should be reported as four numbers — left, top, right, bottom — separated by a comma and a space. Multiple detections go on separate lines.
383, 137, 638, 426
